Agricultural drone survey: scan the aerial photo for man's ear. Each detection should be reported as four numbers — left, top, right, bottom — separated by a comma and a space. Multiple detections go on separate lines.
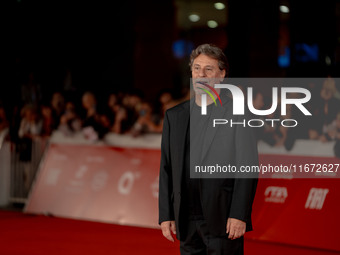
220, 69, 226, 79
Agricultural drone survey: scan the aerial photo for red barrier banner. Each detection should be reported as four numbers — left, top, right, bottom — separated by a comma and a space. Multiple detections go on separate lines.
26, 144, 161, 228
25, 143, 340, 251
248, 170, 340, 251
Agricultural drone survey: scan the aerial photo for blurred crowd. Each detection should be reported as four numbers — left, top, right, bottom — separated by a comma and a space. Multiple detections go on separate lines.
1, 77, 340, 157
252, 77, 340, 155
0, 88, 188, 144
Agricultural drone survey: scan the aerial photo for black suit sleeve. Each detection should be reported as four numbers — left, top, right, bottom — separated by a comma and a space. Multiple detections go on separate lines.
158, 112, 175, 224
228, 114, 259, 223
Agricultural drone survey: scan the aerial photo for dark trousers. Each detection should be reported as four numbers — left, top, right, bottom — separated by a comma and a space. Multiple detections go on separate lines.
180, 220, 244, 255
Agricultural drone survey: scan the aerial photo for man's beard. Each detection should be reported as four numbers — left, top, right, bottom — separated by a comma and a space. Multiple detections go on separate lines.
193, 78, 222, 96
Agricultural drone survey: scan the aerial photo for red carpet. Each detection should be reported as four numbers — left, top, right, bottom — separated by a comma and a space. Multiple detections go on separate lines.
0, 210, 337, 255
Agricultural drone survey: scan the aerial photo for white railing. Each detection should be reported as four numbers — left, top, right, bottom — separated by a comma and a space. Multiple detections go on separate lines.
0, 129, 10, 206
9, 136, 49, 203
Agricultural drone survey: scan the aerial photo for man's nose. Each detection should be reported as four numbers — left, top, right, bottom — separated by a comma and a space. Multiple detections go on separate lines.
198, 68, 206, 77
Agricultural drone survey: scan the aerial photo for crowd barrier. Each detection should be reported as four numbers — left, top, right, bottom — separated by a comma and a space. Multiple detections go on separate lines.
24, 131, 340, 252
0, 134, 49, 205
0, 129, 10, 206
10, 136, 49, 203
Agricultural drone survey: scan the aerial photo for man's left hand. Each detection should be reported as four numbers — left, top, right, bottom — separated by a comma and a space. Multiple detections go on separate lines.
226, 218, 246, 240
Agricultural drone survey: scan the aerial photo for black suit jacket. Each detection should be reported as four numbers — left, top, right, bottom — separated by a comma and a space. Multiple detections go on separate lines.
158, 92, 258, 241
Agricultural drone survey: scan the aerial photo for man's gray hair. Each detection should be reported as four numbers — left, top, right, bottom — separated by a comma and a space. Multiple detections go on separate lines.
189, 44, 229, 77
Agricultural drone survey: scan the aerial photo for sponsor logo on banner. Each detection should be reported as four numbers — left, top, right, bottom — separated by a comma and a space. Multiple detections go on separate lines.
91, 170, 108, 191
305, 188, 329, 210
117, 171, 141, 195
45, 168, 62, 186
264, 186, 288, 203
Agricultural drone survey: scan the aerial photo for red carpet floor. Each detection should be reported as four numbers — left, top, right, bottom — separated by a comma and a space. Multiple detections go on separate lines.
0, 210, 338, 255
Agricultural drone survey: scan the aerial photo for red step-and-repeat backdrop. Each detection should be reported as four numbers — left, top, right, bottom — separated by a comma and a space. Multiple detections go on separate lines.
25, 142, 340, 252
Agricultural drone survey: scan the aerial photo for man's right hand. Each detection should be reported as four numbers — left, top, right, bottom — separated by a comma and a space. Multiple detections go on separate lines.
160, 221, 176, 242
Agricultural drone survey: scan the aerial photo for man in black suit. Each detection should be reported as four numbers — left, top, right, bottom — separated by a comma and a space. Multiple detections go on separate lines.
159, 44, 258, 255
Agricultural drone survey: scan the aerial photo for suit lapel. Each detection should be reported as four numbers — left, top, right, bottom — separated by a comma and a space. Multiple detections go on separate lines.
176, 101, 191, 184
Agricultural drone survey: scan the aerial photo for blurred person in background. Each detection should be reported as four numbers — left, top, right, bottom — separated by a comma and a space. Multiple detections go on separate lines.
108, 93, 118, 110
333, 111, 340, 158
0, 104, 9, 148
81, 91, 99, 141
0, 104, 9, 133
282, 82, 320, 150
328, 76, 340, 100
267, 112, 286, 147
58, 101, 82, 136
131, 101, 163, 136
8, 105, 22, 143
106, 92, 129, 133
157, 88, 183, 114
81, 91, 98, 124
123, 90, 142, 128
309, 78, 340, 141
251, 91, 274, 145
124, 90, 143, 111
248, 90, 285, 147
320, 110, 340, 142
50, 92, 65, 129
17, 104, 43, 190
112, 105, 129, 134
111, 91, 142, 134
40, 104, 54, 137
131, 89, 189, 137
95, 104, 111, 138
159, 90, 173, 106
158, 89, 175, 112
81, 91, 109, 140
107, 93, 119, 125
18, 104, 43, 140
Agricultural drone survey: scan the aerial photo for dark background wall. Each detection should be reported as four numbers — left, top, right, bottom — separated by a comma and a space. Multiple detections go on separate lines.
5, 0, 340, 111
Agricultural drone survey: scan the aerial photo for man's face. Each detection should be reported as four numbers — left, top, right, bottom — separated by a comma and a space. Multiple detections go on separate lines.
191, 54, 226, 95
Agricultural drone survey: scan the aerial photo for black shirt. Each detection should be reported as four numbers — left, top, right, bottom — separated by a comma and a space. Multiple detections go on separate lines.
182, 101, 213, 220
